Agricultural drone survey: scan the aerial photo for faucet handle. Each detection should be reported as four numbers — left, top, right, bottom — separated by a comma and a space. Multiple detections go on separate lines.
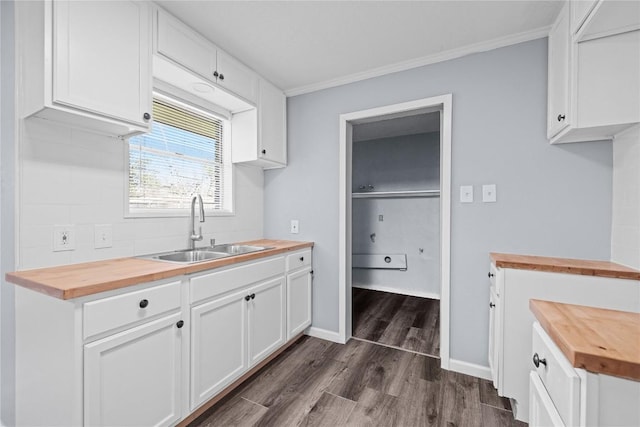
210, 238, 216, 247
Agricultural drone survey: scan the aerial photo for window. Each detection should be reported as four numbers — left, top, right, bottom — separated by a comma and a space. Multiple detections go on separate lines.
127, 95, 232, 216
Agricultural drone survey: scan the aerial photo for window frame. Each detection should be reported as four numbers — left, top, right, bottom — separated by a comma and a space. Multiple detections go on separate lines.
124, 91, 235, 218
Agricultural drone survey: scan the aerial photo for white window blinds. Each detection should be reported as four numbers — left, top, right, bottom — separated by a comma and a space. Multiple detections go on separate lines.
128, 97, 232, 213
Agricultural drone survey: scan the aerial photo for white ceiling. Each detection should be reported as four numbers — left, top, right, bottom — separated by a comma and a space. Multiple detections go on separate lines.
157, 1, 563, 95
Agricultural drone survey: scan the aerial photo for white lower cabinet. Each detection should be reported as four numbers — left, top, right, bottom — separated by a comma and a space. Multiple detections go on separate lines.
248, 277, 286, 367
287, 267, 312, 340
190, 289, 248, 410
84, 313, 184, 427
529, 372, 565, 427
488, 286, 500, 389
529, 322, 640, 427
14, 248, 313, 426
190, 275, 286, 410
487, 261, 639, 422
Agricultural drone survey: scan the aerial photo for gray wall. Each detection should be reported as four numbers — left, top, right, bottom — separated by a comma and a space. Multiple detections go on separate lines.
352, 132, 440, 193
264, 38, 613, 366
352, 132, 440, 296
1, 0, 16, 424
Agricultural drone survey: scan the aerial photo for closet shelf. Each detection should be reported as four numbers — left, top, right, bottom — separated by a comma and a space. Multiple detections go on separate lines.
352, 190, 440, 199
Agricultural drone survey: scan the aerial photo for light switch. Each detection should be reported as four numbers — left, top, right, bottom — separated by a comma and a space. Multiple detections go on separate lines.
482, 184, 497, 203
460, 185, 473, 203
290, 220, 299, 234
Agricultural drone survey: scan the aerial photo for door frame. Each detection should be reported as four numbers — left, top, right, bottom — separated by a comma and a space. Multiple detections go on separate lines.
338, 94, 452, 369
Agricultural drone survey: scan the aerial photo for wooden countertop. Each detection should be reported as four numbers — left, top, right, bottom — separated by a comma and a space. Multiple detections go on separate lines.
490, 253, 640, 280
6, 239, 313, 300
530, 299, 640, 381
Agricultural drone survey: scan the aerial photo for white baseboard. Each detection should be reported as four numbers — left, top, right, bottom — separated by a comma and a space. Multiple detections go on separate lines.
352, 283, 440, 300
305, 326, 346, 344
448, 358, 492, 381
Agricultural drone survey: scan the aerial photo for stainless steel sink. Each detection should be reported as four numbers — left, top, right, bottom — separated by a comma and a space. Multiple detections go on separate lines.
209, 244, 271, 255
144, 249, 229, 263
139, 244, 272, 264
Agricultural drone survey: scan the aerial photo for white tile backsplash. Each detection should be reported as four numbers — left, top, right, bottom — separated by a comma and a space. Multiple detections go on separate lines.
18, 119, 264, 269
611, 126, 640, 269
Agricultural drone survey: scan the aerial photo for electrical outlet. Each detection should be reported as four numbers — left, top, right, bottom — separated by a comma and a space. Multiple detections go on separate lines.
94, 224, 113, 249
53, 225, 76, 251
290, 220, 299, 234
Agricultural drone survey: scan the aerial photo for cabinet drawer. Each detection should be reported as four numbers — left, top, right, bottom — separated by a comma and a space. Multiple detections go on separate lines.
190, 256, 285, 304
532, 322, 580, 426
286, 250, 312, 271
84, 280, 182, 339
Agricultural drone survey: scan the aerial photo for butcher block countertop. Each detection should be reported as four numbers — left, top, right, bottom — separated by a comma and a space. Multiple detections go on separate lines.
5, 239, 313, 300
490, 252, 640, 280
530, 299, 640, 381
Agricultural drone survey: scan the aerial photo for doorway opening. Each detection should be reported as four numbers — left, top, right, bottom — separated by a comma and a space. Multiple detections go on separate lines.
338, 95, 452, 368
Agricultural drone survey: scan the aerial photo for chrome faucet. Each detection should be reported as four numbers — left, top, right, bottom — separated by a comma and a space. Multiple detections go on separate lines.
189, 194, 205, 249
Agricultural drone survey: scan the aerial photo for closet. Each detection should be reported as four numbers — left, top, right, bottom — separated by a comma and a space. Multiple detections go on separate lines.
351, 111, 441, 357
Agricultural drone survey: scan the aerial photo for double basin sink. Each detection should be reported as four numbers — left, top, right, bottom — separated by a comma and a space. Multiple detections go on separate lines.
140, 244, 272, 264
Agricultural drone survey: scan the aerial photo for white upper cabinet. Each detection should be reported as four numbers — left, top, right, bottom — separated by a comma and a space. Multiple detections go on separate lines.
547, 4, 571, 139
217, 51, 259, 104
154, 8, 258, 104
231, 77, 287, 169
17, 0, 152, 137
258, 78, 288, 166
155, 8, 216, 82
547, 2, 640, 144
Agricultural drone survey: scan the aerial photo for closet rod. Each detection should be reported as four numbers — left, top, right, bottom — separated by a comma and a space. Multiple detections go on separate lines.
352, 190, 440, 199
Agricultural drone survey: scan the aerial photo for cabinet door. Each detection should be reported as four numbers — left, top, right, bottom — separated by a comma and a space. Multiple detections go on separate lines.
258, 78, 287, 166
488, 287, 498, 388
53, 0, 151, 127
84, 313, 183, 427
156, 8, 216, 82
529, 372, 565, 427
577, 30, 640, 128
248, 277, 286, 367
287, 268, 312, 340
547, 4, 571, 139
216, 51, 258, 103
190, 290, 248, 410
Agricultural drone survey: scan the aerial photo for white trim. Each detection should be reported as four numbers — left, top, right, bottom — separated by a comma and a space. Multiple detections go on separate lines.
439, 95, 452, 370
285, 26, 550, 97
338, 94, 452, 370
304, 326, 346, 344
449, 359, 493, 381
352, 284, 440, 300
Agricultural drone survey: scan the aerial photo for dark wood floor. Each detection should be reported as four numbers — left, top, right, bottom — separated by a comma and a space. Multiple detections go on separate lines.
190, 336, 525, 427
353, 287, 440, 357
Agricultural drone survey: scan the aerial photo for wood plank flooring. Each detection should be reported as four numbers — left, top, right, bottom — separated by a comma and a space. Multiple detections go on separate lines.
352, 288, 440, 357
189, 336, 526, 427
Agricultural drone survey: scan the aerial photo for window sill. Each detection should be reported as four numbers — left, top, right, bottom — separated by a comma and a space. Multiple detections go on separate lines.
124, 210, 235, 219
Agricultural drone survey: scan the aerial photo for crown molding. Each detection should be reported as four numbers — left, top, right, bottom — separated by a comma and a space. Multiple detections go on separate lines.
284, 25, 551, 97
